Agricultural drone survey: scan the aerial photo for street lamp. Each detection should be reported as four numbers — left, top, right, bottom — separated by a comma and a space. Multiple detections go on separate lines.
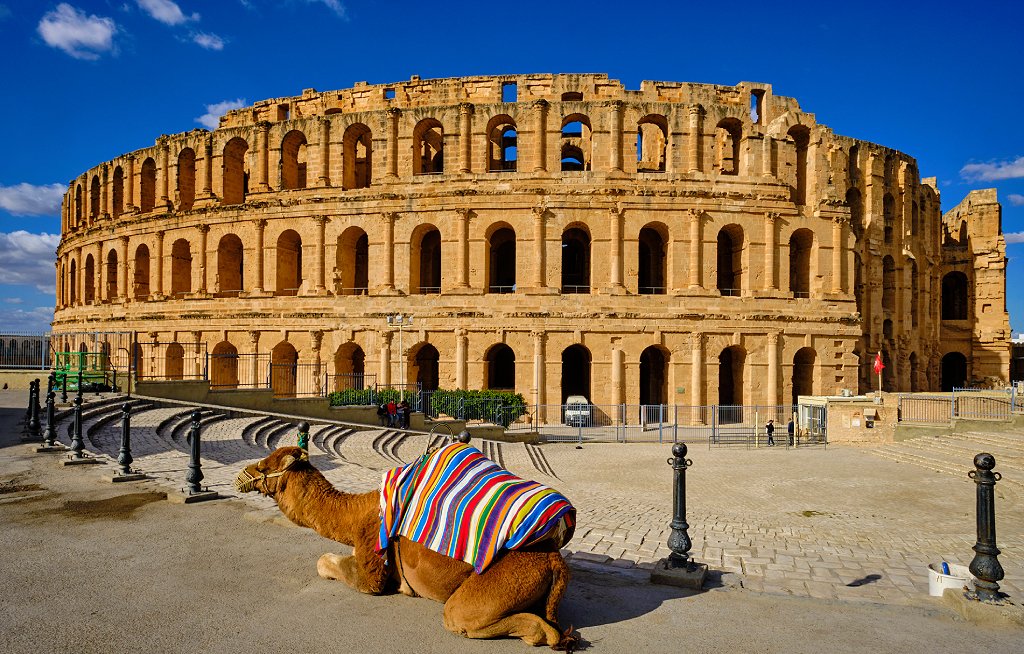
386, 314, 413, 401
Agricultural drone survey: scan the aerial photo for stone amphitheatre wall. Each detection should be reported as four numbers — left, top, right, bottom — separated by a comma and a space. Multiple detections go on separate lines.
52, 73, 1011, 407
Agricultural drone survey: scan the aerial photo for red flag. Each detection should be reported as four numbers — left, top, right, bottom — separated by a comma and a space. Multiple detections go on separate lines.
873, 352, 885, 375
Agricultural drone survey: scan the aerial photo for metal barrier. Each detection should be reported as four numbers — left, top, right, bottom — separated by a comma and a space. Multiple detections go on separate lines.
270, 363, 324, 398
209, 353, 271, 389
898, 393, 953, 424
897, 388, 1019, 423
0, 334, 50, 369
953, 387, 1013, 421
134, 342, 207, 380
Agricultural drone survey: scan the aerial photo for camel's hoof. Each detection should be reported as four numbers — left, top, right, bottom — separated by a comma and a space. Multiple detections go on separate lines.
317, 553, 342, 580
553, 626, 579, 653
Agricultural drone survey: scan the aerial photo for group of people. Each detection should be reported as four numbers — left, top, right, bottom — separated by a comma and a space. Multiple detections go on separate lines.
764, 419, 796, 446
378, 398, 412, 429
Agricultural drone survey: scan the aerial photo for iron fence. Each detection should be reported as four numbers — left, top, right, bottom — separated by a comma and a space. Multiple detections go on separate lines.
134, 341, 208, 381
897, 388, 1019, 423
270, 363, 325, 398
208, 353, 271, 389
0, 334, 50, 369
897, 394, 953, 424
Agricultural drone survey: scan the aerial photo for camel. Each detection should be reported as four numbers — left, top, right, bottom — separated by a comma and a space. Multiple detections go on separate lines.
235, 446, 578, 650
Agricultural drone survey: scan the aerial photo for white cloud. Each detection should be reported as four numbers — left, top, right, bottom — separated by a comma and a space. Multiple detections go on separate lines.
195, 98, 246, 129
0, 183, 65, 216
37, 3, 118, 60
960, 156, 1024, 182
3, 297, 24, 304
192, 32, 224, 50
0, 232, 61, 293
1008, 194, 1024, 207
1005, 232, 1024, 244
0, 306, 56, 333
135, 0, 197, 26
306, 0, 346, 18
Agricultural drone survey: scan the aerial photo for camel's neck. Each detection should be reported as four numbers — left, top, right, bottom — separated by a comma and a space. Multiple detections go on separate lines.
277, 469, 376, 546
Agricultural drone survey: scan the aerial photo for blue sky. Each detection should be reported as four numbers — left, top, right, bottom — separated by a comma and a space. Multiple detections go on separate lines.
1, 0, 1022, 335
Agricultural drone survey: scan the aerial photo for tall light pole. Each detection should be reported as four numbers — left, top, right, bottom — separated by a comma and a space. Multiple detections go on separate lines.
386, 314, 413, 401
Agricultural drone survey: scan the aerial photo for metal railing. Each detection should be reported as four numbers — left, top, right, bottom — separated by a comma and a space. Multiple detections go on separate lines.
134, 341, 208, 381
719, 288, 741, 297
488, 285, 516, 294
561, 285, 590, 294
0, 334, 50, 369
270, 363, 324, 398
418, 286, 441, 294
897, 388, 1019, 423
208, 353, 271, 389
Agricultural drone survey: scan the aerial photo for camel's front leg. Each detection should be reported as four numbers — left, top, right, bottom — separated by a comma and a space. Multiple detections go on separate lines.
317, 549, 389, 595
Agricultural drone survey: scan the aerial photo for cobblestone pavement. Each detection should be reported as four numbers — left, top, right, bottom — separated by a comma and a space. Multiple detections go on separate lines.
43, 394, 1023, 608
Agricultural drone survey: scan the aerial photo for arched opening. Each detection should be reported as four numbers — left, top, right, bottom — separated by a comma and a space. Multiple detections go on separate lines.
910, 260, 919, 327
716, 225, 744, 296
271, 341, 299, 397
105, 249, 118, 300
275, 230, 303, 296
486, 115, 517, 172
342, 123, 372, 189
792, 347, 816, 405
789, 228, 814, 297
788, 125, 810, 205
941, 352, 967, 391
560, 344, 591, 403
177, 148, 196, 211
485, 343, 516, 390
140, 157, 156, 213
222, 137, 249, 205
413, 118, 444, 175
83, 255, 95, 304
718, 346, 745, 421
882, 256, 896, 312
166, 342, 185, 380
848, 144, 859, 186
410, 226, 441, 294
561, 226, 590, 293
112, 166, 124, 219
846, 188, 863, 240
883, 193, 895, 244
881, 350, 895, 391
854, 252, 864, 315
941, 271, 969, 320
280, 130, 308, 190
883, 318, 894, 342
89, 175, 100, 221
486, 225, 516, 293
216, 233, 244, 297
170, 238, 192, 297
333, 342, 366, 390
909, 352, 920, 392
211, 341, 238, 389
636, 115, 667, 173
911, 201, 919, 236
410, 343, 439, 390
133, 244, 150, 300
335, 227, 369, 295
74, 184, 82, 228
638, 225, 667, 294
715, 118, 742, 175
560, 114, 591, 171
639, 346, 669, 405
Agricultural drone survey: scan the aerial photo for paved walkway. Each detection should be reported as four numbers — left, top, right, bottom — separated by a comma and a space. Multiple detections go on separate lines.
30, 392, 1024, 607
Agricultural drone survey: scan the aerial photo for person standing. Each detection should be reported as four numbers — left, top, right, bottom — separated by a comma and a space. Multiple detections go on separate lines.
399, 399, 411, 429
766, 419, 775, 446
787, 418, 795, 446
387, 399, 398, 427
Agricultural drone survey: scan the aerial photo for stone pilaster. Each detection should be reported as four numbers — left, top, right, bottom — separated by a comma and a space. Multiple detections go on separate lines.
532, 100, 548, 173
608, 206, 625, 293
690, 331, 703, 407
318, 117, 331, 187
385, 108, 401, 180
607, 101, 624, 173
688, 209, 703, 289
313, 216, 329, 295
688, 104, 704, 173
766, 331, 779, 405
455, 328, 468, 389
764, 212, 779, 291
459, 103, 473, 174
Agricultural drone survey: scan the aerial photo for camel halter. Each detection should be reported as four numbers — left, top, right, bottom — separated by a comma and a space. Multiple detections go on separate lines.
234, 452, 308, 493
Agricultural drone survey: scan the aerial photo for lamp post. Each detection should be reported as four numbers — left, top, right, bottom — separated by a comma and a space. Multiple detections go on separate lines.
386, 314, 413, 401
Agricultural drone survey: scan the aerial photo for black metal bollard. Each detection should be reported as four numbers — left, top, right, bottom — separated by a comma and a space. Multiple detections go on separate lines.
76, 370, 84, 402
28, 379, 41, 438
60, 372, 68, 403
456, 429, 471, 444
968, 453, 1004, 601
69, 395, 85, 458
296, 421, 310, 451
666, 442, 695, 569
184, 410, 205, 494
44, 390, 57, 446
47, 372, 55, 396
118, 403, 134, 475
25, 379, 36, 423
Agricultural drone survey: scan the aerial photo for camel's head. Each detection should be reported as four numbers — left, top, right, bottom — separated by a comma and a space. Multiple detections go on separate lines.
234, 447, 310, 496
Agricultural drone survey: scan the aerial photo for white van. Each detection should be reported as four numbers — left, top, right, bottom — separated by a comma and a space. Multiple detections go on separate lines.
563, 395, 592, 427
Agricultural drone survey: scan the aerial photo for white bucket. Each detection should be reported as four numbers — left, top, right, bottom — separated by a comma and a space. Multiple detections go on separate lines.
927, 563, 975, 597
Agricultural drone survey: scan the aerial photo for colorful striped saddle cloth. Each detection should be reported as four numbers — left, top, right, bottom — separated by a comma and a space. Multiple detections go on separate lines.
376, 442, 576, 574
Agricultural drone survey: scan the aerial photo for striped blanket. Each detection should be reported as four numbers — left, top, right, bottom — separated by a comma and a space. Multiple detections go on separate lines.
376, 442, 575, 574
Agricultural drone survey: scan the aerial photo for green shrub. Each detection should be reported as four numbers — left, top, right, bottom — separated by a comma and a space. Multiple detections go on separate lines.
428, 389, 527, 427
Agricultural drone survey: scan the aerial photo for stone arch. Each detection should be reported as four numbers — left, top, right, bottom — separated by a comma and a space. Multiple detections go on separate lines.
336, 226, 369, 295
275, 229, 303, 296
211, 340, 239, 388
484, 343, 516, 390
166, 342, 185, 380
638, 222, 668, 294
883, 193, 895, 244
222, 137, 249, 205
639, 345, 670, 405
83, 254, 95, 304
408, 342, 439, 390
561, 344, 591, 403
342, 123, 372, 189
410, 224, 441, 294
560, 114, 592, 171
485, 222, 516, 294
140, 157, 156, 213
334, 342, 366, 389
716, 224, 745, 295
133, 244, 150, 300
112, 166, 124, 219
170, 238, 192, 297
910, 260, 920, 328
941, 271, 969, 320
941, 351, 967, 391
788, 125, 810, 205
715, 118, 742, 175
789, 228, 814, 297
106, 248, 118, 300
882, 255, 896, 312
177, 147, 196, 211
89, 175, 100, 221
846, 188, 863, 241
412, 118, 444, 175
636, 114, 667, 173
718, 345, 746, 416
216, 233, 244, 297
486, 114, 517, 172
74, 184, 83, 228
792, 346, 816, 405
271, 340, 299, 397
280, 129, 308, 190
561, 224, 591, 293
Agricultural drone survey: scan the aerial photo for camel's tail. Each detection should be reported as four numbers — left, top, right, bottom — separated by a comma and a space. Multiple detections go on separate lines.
545, 552, 579, 651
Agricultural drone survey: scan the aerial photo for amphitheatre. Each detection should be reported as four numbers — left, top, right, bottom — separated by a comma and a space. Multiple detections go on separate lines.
50, 73, 1011, 409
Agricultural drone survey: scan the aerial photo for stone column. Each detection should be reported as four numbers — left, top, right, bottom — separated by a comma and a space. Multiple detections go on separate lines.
688, 105, 704, 173
256, 121, 271, 192
125, 155, 136, 212
766, 332, 779, 405
379, 212, 397, 293
386, 108, 401, 180
532, 100, 548, 173
312, 331, 324, 380
608, 101, 623, 173
248, 331, 261, 385
690, 332, 703, 406
532, 207, 547, 290
199, 134, 215, 202
455, 208, 471, 289
157, 138, 171, 211
455, 328, 468, 389
313, 215, 328, 294
75, 247, 84, 305
611, 343, 624, 408
192, 331, 203, 379
197, 224, 209, 294
317, 117, 331, 187
95, 242, 103, 302
459, 103, 473, 174
118, 236, 129, 301
762, 134, 773, 177
688, 209, 703, 289
608, 207, 625, 292
379, 331, 392, 386
832, 216, 846, 293
764, 212, 779, 291
154, 231, 165, 299
100, 164, 110, 219
532, 330, 546, 408
252, 219, 267, 293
